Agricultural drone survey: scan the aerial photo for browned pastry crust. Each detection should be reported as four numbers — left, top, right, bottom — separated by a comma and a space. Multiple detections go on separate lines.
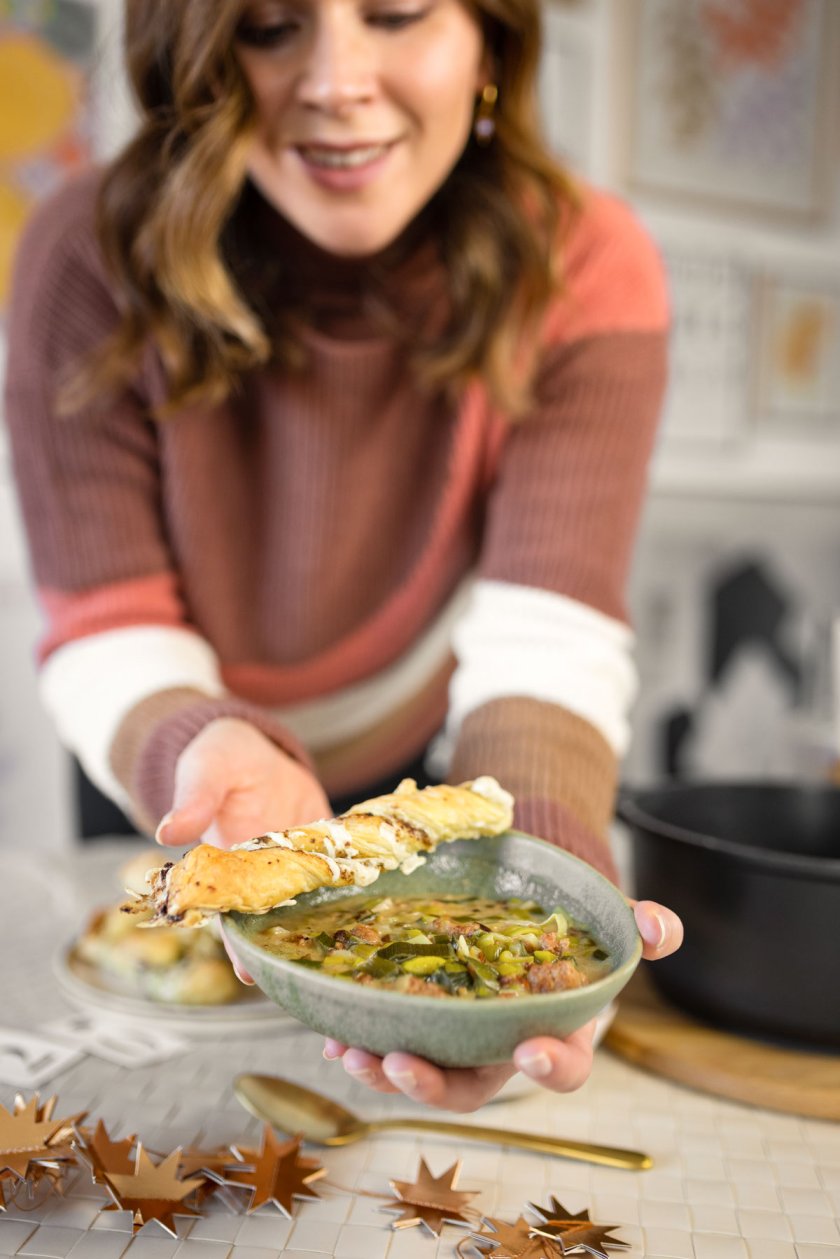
125, 777, 513, 928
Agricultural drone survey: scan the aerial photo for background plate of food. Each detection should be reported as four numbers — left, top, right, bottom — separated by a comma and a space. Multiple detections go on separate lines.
54, 851, 287, 1036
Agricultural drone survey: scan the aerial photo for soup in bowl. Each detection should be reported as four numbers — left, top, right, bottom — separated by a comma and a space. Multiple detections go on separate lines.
224, 830, 642, 1067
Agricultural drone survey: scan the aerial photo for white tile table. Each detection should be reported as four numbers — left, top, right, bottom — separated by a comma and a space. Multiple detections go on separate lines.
2, 841, 839, 1259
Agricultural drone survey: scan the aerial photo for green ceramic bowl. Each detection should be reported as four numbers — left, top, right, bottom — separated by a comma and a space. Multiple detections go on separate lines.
223, 830, 642, 1067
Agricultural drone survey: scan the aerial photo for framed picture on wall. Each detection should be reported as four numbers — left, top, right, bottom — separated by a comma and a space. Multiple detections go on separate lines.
753, 275, 840, 432
656, 247, 751, 450
619, 0, 840, 223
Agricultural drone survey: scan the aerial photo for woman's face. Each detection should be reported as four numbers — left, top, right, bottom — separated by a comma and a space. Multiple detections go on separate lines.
234, 0, 488, 256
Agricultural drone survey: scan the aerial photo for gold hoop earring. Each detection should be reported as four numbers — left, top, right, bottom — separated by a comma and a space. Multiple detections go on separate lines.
474, 83, 498, 145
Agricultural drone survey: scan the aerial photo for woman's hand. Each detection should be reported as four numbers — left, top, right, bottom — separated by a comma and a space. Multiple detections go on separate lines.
155, 718, 330, 988
155, 717, 330, 850
321, 899, 683, 1113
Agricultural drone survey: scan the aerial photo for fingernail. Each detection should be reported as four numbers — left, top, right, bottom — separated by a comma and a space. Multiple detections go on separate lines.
638, 908, 667, 951
323, 1045, 340, 1061
343, 1051, 378, 1083
232, 962, 255, 986
383, 1065, 418, 1092
155, 811, 175, 845
346, 1065, 378, 1085
516, 1051, 553, 1078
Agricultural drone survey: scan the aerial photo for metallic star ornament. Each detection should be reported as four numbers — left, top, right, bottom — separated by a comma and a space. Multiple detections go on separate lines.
176, 1144, 239, 1182
0, 1172, 13, 1210
225, 1126, 326, 1215
0, 1094, 85, 1184
0, 1168, 49, 1213
528, 1197, 630, 1258
2, 1163, 64, 1213
464, 1214, 564, 1258
386, 1158, 480, 1236
176, 1144, 242, 1206
74, 1119, 137, 1184
103, 1144, 205, 1236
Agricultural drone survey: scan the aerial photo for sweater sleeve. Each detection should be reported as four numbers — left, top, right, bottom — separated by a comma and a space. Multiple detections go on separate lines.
3, 174, 313, 834
446, 188, 670, 883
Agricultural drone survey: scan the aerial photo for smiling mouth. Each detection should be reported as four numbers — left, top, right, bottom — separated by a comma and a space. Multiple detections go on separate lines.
296, 142, 394, 169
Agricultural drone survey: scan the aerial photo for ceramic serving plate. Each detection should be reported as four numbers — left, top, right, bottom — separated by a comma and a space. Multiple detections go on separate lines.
224, 830, 642, 1067
54, 941, 287, 1037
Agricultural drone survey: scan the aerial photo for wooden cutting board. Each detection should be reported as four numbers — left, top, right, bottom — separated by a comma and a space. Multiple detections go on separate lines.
605, 969, 840, 1120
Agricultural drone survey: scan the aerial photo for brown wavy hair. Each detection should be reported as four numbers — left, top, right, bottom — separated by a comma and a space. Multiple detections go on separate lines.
71, 0, 578, 417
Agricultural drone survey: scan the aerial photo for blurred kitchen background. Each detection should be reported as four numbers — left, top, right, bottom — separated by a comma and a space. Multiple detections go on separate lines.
1, 0, 839, 849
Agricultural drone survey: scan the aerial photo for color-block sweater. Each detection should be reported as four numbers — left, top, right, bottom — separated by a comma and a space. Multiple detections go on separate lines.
4, 170, 669, 883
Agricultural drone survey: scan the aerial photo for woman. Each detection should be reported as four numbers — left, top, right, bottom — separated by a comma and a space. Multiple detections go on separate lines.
5, 0, 682, 1109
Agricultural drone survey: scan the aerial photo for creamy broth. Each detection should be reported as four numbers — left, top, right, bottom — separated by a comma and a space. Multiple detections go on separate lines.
254, 894, 611, 998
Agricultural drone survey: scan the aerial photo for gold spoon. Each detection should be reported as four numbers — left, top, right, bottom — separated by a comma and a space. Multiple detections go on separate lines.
234, 1073, 652, 1170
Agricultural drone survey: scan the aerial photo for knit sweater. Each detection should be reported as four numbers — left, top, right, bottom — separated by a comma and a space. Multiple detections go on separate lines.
4, 170, 669, 883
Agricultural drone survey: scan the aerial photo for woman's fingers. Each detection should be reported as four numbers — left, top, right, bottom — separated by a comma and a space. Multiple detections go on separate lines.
218, 922, 254, 985
326, 1027, 596, 1112
341, 1048, 403, 1094
512, 1023, 595, 1091
382, 1024, 595, 1110
155, 797, 219, 846
156, 730, 228, 845
633, 900, 684, 960
229, 955, 255, 986
381, 1055, 516, 1111
338, 1045, 514, 1108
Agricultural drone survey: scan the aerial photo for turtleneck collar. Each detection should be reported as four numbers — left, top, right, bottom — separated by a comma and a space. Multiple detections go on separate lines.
228, 179, 448, 341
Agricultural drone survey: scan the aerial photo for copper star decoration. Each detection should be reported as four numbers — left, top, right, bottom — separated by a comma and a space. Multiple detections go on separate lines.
176, 1144, 242, 1206
462, 1214, 564, 1258
176, 1144, 239, 1182
102, 1144, 205, 1236
386, 1158, 480, 1236
2, 1163, 64, 1213
74, 1120, 137, 1185
0, 1094, 85, 1184
0, 1169, 31, 1213
528, 1197, 630, 1258
225, 1126, 326, 1215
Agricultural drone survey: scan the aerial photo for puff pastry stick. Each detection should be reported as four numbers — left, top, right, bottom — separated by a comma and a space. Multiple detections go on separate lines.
126, 776, 514, 928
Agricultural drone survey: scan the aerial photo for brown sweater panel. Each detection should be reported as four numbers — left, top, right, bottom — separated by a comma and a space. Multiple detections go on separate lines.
109, 687, 212, 834
446, 697, 619, 883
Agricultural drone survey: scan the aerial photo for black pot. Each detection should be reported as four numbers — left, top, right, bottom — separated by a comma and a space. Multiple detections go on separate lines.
618, 783, 840, 1048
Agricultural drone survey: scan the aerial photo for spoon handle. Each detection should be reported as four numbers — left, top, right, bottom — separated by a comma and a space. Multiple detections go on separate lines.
369, 1118, 651, 1169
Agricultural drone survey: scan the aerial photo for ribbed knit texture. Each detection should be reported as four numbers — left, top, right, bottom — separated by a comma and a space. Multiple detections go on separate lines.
5, 168, 669, 871
481, 334, 666, 623
447, 698, 619, 883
